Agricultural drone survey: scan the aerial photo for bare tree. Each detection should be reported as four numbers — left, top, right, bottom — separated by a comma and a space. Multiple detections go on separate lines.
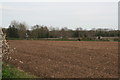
10, 20, 28, 39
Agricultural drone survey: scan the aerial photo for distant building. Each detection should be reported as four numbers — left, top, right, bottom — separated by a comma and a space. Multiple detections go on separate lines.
25, 33, 29, 40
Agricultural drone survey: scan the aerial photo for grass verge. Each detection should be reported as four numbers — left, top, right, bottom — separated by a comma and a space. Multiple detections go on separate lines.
2, 63, 37, 78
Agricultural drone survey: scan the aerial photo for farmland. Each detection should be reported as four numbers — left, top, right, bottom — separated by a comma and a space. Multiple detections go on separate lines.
3, 40, 118, 78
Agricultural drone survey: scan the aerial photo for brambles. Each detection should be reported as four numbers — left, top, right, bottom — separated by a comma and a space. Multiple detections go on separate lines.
0, 28, 17, 64
0, 28, 10, 60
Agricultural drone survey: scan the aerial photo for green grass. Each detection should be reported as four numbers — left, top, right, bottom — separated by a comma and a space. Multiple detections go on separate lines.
2, 63, 37, 78
6, 38, 24, 40
46, 39, 78, 41
6, 37, 119, 42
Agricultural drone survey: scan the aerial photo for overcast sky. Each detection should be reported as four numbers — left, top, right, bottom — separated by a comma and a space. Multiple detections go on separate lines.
0, 0, 118, 30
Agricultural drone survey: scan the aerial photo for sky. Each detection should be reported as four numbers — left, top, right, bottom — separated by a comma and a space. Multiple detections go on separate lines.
0, 0, 119, 2
0, 0, 119, 30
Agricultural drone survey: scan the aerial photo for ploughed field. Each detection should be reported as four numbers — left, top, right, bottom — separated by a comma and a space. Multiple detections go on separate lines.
4, 40, 118, 78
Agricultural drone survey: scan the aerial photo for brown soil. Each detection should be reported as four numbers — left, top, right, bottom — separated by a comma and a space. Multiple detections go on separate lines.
4, 40, 118, 78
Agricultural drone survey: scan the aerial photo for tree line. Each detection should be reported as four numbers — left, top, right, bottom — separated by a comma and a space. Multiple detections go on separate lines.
2, 21, 120, 41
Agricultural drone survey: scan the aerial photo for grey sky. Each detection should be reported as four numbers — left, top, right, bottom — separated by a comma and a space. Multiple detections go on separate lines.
1, 2, 118, 30
0, 0, 119, 2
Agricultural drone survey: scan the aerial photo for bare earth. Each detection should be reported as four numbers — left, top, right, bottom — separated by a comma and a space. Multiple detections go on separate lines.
4, 40, 118, 78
